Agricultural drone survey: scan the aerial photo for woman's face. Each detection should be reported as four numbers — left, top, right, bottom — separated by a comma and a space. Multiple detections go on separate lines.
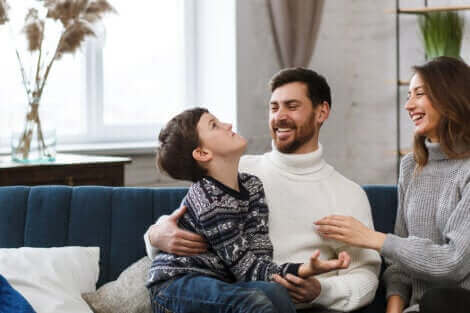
405, 74, 442, 142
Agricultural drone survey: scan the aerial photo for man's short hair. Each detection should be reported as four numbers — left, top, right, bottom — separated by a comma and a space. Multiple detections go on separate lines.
156, 107, 208, 182
269, 67, 332, 108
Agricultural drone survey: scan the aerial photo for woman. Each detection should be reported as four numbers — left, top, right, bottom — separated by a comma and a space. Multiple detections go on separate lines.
315, 56, 470, 313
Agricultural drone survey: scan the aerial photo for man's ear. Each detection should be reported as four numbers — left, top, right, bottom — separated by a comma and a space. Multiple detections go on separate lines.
192, 147, 212, 163
316, 101, 330, 124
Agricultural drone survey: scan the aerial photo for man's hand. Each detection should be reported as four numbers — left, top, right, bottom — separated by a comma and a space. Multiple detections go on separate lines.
148, 206, 208, 255
272, 273, 321, 304
298, 249, 350, 277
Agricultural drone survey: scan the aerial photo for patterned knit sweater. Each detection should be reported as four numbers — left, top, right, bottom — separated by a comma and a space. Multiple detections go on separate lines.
147, 173, 301, 286
382, 141, 470, 313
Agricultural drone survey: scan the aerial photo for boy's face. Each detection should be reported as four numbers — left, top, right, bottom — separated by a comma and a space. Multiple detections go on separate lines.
195, 113, 247, 161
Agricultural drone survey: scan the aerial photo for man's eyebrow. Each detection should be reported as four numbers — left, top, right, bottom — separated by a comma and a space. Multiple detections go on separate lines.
269, 99, 300, 105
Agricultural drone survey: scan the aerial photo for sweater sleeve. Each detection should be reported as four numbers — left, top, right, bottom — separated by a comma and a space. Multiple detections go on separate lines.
313, 189, 381, 311
191, 179, 301, 282
382, 178, 412, 306
381, 176, 470, 284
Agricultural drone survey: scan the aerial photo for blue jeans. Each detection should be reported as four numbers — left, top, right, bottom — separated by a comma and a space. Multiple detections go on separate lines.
150, 273, 297, 313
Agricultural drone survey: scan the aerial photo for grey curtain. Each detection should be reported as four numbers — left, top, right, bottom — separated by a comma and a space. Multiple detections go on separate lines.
267, 0, 325, 68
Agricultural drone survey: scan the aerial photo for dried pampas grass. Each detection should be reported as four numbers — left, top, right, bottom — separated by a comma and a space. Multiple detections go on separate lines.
0, 0, 9, 25
24, 8, 44, 52
46, 0, 88, 27
57, 20, 94, 57
84, 0, 116, 23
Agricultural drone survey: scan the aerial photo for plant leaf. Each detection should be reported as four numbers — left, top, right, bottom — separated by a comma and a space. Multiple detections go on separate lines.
418, 11, 464, 60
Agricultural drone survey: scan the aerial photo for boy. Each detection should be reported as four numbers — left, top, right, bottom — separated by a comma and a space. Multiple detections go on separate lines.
147, 108, 350, 313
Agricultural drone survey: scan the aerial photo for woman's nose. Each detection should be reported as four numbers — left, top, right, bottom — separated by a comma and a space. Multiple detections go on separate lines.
404, 96, 414, 112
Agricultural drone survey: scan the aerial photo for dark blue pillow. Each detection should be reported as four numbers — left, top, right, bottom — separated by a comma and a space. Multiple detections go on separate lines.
0, 274, 36, 313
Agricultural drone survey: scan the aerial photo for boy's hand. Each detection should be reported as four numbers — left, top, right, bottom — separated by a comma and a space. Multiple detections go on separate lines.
298, 250, 351, 277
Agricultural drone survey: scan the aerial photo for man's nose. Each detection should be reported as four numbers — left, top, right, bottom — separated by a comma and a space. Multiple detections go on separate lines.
276, 106, 289, 119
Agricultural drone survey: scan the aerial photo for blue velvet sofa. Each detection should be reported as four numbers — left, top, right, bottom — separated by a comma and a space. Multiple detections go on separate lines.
0, 185, 397, 313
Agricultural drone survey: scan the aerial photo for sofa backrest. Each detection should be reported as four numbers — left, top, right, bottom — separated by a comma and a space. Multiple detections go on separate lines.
0, 186, 187, 287
0, 185, 398, 296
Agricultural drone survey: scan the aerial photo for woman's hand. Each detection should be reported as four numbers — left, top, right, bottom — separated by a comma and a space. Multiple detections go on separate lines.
315, 215, 386, 251
298, 249, 351, 277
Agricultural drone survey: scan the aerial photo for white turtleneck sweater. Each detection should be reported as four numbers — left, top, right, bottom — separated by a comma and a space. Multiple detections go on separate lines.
238, 143, 381, 311
145, 143, 381, 311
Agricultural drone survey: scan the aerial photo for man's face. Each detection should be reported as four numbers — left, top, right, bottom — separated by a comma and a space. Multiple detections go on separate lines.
269, 82, 323, 154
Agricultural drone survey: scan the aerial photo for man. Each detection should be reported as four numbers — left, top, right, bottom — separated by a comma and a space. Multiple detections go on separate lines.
145, 68, 381, 313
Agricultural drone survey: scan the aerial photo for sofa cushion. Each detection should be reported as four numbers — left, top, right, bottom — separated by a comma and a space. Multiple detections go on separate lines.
0, 246, 99, 313
82, 256, 152, 313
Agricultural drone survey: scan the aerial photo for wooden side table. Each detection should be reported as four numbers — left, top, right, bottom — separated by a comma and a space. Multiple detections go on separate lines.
0, 154, 132, 186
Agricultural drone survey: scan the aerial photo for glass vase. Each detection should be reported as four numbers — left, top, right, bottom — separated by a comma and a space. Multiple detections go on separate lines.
10, 105, 56, 163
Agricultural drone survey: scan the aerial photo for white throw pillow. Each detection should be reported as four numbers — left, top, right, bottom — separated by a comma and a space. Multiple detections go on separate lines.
0, 246, 100, 313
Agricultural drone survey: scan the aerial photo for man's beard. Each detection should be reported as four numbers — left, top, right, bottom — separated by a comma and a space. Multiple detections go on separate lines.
271, 112, 317, 154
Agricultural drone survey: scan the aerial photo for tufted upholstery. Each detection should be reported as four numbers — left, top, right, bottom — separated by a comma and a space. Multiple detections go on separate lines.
0, 184, 397, 312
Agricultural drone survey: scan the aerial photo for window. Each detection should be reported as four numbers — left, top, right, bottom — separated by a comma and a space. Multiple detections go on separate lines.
0, 0, 194, 149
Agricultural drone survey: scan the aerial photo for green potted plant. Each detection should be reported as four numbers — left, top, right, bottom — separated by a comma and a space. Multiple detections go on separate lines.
418, 11, 465, 60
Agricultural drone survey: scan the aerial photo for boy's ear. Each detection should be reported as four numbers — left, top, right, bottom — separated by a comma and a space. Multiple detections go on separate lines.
192, 147, 212, 163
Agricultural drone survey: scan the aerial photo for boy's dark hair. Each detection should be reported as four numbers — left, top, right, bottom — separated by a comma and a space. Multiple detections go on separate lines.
156, 107, 208, 182
269, 67, 332, 108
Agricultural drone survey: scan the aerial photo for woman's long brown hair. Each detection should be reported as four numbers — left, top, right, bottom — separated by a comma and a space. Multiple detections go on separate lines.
411, 56, 470, 170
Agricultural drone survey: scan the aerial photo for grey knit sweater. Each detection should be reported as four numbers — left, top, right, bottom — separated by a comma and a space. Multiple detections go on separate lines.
382, 141, 470, 313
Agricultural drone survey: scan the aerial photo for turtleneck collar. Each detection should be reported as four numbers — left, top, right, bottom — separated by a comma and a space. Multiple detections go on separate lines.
267, 141, 327, 175
426, 140, 447, 161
